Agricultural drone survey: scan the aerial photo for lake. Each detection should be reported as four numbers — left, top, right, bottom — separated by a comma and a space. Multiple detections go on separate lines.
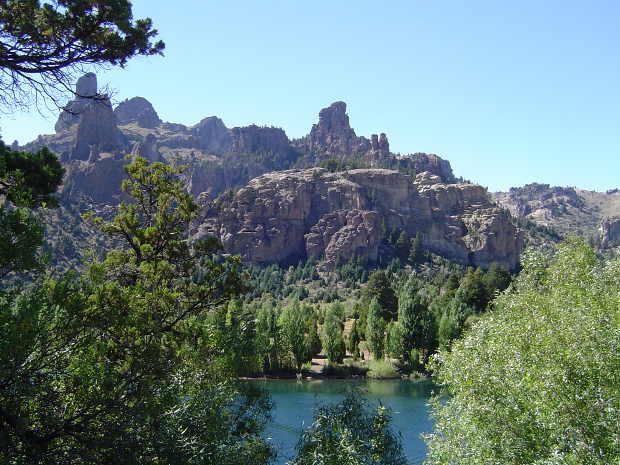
252, 379, 435, 465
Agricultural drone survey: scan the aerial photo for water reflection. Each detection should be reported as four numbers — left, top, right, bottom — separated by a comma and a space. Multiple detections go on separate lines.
251, 379, 434, 465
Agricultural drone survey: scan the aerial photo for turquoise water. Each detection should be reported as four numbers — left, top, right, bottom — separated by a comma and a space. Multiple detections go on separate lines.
252, 379, 435, 465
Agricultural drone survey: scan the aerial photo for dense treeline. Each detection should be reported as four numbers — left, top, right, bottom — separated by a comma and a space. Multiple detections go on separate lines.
234, 241, 513, 377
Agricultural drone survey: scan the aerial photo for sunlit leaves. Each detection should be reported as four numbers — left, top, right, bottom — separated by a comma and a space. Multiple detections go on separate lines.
426, 238, 620, 465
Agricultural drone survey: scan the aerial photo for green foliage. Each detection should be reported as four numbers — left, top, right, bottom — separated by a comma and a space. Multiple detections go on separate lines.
290, 391, 407, 465
0, 142, 64, 208
0, 0, 164, 109
394, 231, 409, 262
454, 267, 489, 313
255, 299, 281, 372
365, 360, 400, 379
363, 270, 398, 320
384, 320, 404, 359
366, 298, 386, 360
409, 232, 424, 265
397, 283, 436, 367
278, 300, 314, 371
307, 315, 322, 359
321, 303, 346, 364
0, 142, 64, 278
0, 157, 273, 464
347, 318, 361, 359
426, 238, 620, 465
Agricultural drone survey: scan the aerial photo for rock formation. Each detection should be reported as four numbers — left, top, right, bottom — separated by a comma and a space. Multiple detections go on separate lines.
493, 183, 620, 241
600, 216, 620, 248
131, 133, 162, 162
55, 73, 98, 132
198, 168, 523, 270
292, 101, 455, 182
294, 101, 371, 160
71, 98, 126, 161
45, 73, 127, 161
114, 97, 162, 128
191, 117, 232, 152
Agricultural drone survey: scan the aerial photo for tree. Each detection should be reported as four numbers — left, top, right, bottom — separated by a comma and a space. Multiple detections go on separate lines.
0, 0, 165, 111
384, 320, 404, 359
454, 267, 489, 312
408, 232, 424, 265
290, 391, 407, 465
363, 270, 398, 320
278, 300, 313, 372
306, 311, 322, 360
483, 262, 511, 299
0, 141, 64, 278
426, 238, 620, 465
0, 157, 273, 464
347, 318, 361, 359
255, 298, 281, 372
366, 298, 385, 360
398, 285, 436, 367
321, 303, 345, 364
394, 230, 409, 262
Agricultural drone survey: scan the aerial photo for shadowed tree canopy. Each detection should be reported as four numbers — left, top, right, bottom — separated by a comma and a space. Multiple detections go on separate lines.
0, 0, 165, 110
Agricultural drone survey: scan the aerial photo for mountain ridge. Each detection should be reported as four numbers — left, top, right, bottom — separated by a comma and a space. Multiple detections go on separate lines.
16, 74, 619, 271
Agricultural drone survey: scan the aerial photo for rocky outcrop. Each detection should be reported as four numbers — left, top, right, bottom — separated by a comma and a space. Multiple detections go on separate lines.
230, 125, 292, 157
131, 133, 162, 162
305, 210, 382, 265
199, 168, 522, 270
62, 155, 127, 204
493, 183, 583, 219
114, 97, 162, 128
55, 73, 98, 132
294, 101, 371, 160
401, 153, 455, 183
292, 101, 455, 182
191, 117, 231, 152
600, 217, 620, 248
72, 98, 126, 160
40, 73, 128, 161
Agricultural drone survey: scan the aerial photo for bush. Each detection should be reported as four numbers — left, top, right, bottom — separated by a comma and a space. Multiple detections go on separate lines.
366, 360, 399, 379
322, 363, 368, 378
290, 391, 407, 465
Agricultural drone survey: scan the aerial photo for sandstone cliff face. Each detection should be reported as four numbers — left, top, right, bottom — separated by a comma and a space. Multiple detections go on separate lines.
198, 168, 522, 270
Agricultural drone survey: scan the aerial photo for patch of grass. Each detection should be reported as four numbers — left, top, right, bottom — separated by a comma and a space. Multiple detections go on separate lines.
322, 363, 368, 378
366, 360, 400, 379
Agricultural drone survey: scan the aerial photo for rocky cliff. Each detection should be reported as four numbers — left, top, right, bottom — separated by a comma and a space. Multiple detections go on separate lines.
197, 168, 522, 270
17, 73, 529, 271
492, 183, 620, 246
21, 75, 456, 207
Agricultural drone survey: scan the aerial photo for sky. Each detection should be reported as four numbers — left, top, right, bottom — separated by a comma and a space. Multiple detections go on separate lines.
1, 0, 619, 192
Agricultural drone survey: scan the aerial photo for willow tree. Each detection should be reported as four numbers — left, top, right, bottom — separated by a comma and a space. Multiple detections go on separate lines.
426, 238, 620, 465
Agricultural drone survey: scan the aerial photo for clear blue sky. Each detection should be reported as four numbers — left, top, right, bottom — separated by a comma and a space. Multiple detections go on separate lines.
2, 0, 619, 192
